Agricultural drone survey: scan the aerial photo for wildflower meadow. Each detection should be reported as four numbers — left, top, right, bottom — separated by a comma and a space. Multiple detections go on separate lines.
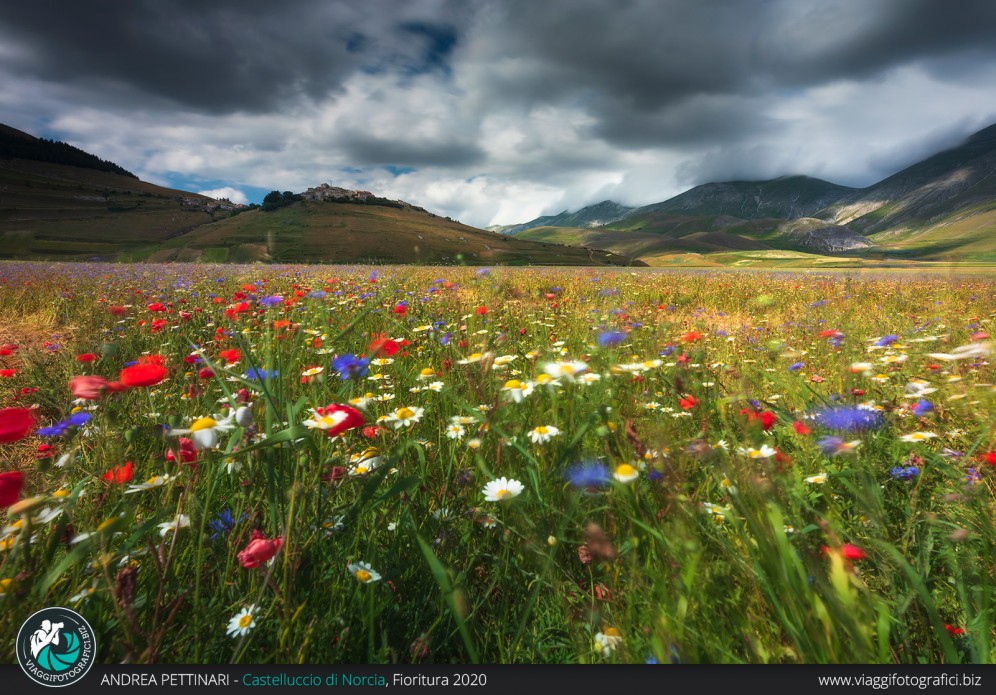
0, 262, 993, 665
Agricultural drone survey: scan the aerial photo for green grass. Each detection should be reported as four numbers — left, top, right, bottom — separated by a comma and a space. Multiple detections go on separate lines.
0, 262, 993, 665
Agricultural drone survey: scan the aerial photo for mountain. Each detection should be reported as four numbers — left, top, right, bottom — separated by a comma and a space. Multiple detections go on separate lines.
633, 176, 856, 220
508, 124, 996, 265
821, 124, 996, 235
494, 200, 635, 236
0, 124, 639, 266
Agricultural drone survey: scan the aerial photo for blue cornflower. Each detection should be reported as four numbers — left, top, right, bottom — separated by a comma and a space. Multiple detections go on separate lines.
258, 295, 283, 307
565, 462, 611, 489
331, 354, 369, 380
875, 334, 898, 347
244, 368, 278, 381
208, 508, 245, 540
810, 300, 828, 308
812, 406, 884, 431
890, 466, 920, 480
440, 332, 453, 346
66, 412, 93, 426
597, 331, 627, 348
911, 399, 933, 417
788, 362, 805, 371
475, 268, 491, 277
307, 290, 327, 299
828, 334, 844, 348
37, 424, 70, 437
659, 345, 675, 357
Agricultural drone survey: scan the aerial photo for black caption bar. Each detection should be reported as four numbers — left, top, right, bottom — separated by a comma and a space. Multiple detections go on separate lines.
1, 664, 990, 695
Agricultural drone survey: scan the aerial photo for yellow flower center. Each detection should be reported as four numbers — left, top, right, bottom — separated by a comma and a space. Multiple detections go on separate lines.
603, 627, 621, 637
354, 466, 369, 475
535, 426, 548, 435
97, 517, 118, 532
52, 489, 69, 498
355, 569, 371, 582
496, 488, 512, 499
189, 417, 218, 432
504, 379, 521, 389
616, 464, 636, 477
420, 368, 435, 376
238, 614, 253, 628
396, 407, 415, 420
559, 364, 575, 374
536, 374, 553, 384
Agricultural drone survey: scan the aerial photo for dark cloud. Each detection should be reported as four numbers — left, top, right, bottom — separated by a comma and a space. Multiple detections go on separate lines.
339, 131, 484, 168
1, 0, 996, 226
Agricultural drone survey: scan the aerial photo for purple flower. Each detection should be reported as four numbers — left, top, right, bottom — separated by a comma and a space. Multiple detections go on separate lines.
332, 354, 368, 380
812, 406, 883, 432
65, 412, 93, 427
788, 362, 805, 371
890, 466, 920, 480
565, 462, 611, 489
259, 295, 283, 307
244, 368, 278, 381
597, 331, 627, 348
911, 399, 933, 416
817, 436, 844, 456
875, 335, 898, 347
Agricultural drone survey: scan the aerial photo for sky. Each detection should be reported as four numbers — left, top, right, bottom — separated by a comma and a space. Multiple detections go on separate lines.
2, 0, 996, 228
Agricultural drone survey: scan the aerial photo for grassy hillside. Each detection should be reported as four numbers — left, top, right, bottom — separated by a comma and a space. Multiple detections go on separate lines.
0, 158, 225, 259
148, 201, 641, 266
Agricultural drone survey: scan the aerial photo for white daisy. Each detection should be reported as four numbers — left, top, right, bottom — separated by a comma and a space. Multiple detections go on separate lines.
528, 425, 560, 444
383, 406, 424, 429
501, 379, 535, 403
542, 360, 588, 381
226, 605, 257, 638
348, 561, 381, 584
169, 415, 235, 451
482, 477, 524, 502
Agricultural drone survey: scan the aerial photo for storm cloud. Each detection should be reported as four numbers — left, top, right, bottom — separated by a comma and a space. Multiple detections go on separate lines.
2, 0, 996, 226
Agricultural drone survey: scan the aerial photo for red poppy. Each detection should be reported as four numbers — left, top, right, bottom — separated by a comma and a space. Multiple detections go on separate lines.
0, 368, 16, 378
119, 359, 168, 388
476, 306, 488, 315
793, 421, 812, 435
311, 404, 365, 437
219, 348, 241, 364
681, 331, 703, 343
36, 443, 54, 459
238, 530, 284, 568
147, 302, 167, 312
75, 353, 97, 363
368, 334, 399, 357
945, 624, 966, 637
198, 367, 215, 380
0, 407, 34, 443
393, 303, 407, 316
108, 305, 127, 315
165, 437, 198, 464
0, 470, 25, 507
984, 451, 996, 466
678, 395, 698, 410
741, 408, 776, 431
822, 543, 867, 561
102, 460, 134, 485
362, 425, 384, 439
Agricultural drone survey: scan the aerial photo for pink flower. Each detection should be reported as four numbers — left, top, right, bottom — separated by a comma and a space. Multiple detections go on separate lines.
238, 532, 284, 568
70, 375, 108, 400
